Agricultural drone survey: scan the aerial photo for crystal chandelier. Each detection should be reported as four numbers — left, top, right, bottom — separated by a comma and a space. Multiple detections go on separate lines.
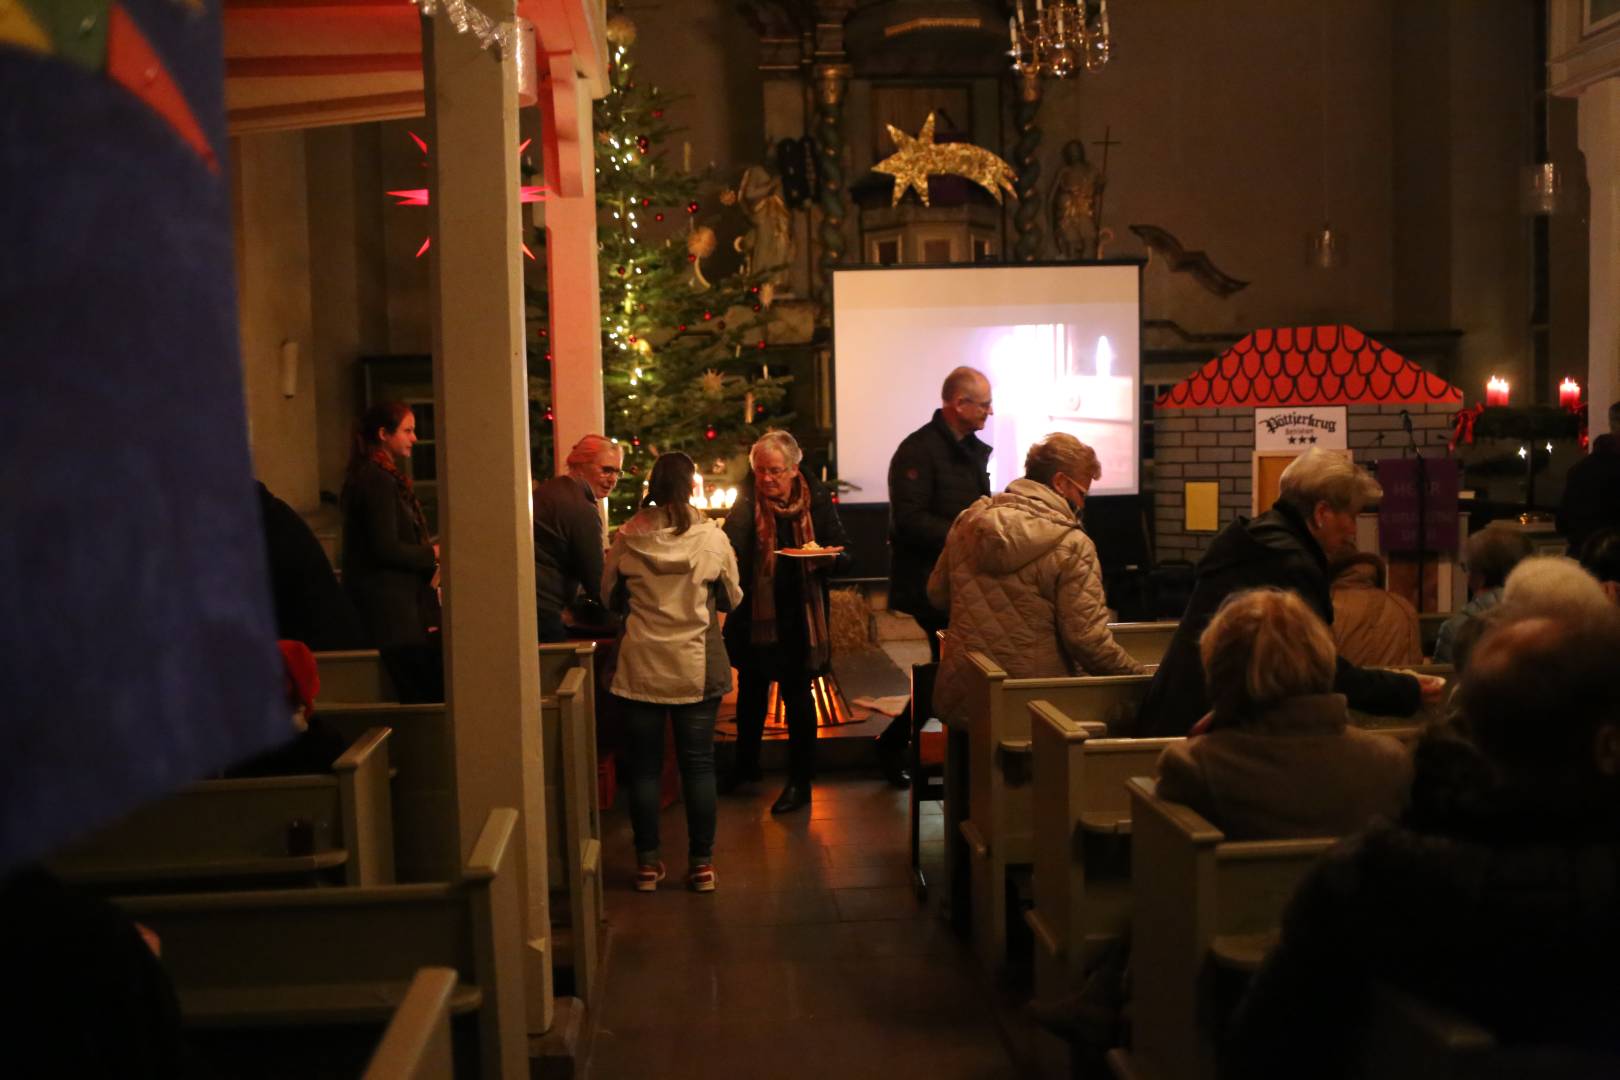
1007, 0, 1112, 79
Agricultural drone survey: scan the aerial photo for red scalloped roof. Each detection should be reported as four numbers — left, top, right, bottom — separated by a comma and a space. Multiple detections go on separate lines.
1156, 326, 1462, 409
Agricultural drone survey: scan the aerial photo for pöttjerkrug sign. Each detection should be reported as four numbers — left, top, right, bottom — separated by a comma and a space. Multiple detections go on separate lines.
1254, 406, 1348, 451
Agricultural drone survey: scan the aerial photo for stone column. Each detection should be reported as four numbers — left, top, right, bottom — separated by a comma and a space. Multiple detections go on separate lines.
1012, 68, 1043, 262
813, 62, 851, 303
1580, 78, 1620, 435
423, 4, 552, 1051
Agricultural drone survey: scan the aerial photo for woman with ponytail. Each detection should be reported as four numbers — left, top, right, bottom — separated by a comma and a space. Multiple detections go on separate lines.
340, 402, 440, 650
1154, 588, 1411, 840
603, 453, 742, 893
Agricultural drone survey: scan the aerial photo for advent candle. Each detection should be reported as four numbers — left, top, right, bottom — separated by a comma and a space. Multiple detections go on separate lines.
1486, 376, 1510, 407
682, 141, 692, 173
1560, 377, 1582, 410
1009, 16, 1018, 50
744, 390, 755, 424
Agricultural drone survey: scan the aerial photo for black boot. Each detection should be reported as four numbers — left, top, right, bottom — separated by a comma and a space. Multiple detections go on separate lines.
875, 737, 911, 789
770, 781, 812, 815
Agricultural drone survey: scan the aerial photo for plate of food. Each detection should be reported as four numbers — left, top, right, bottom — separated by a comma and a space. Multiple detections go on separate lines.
776, 543, 844, 558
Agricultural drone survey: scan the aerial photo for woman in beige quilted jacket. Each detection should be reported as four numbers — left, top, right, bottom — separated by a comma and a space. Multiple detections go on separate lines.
927, 433, 1146, 728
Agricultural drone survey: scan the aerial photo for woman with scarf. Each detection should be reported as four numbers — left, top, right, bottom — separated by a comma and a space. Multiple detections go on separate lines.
722, 430, 850, 814
340, 402, 440, 651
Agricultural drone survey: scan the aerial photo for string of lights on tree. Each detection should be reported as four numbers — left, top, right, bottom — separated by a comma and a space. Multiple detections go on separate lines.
525, 9, 790, 519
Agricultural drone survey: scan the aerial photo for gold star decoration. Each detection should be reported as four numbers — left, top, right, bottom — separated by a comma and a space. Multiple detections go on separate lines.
699, 369, 725, 397
872, 113, 1019, 208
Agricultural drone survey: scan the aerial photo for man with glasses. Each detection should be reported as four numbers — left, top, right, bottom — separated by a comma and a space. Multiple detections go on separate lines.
876, 366, 995, 785
534, 433, 623, 642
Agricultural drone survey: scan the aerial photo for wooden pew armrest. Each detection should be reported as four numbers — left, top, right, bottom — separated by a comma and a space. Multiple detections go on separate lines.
1209, 930, 1279, 974
362, 967, 457, 1080
58, 850, 349, 885
1024, 908, 1061, 959
959, 820, 989, 860
1078, 812, 1131, 836
580, 838, 601, 880
178, 979, 483, 1028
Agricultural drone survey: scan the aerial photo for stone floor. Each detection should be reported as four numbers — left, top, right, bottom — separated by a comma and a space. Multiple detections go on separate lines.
584, 775, 1023, 1079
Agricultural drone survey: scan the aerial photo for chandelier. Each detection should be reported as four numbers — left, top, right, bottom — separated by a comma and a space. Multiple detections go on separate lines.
1007, 0, 1112, 79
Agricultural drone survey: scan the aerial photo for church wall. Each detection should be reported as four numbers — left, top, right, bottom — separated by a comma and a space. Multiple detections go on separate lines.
233, 131, 319, 512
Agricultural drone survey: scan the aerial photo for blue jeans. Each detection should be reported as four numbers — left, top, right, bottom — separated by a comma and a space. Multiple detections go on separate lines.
616, 695, 719, 866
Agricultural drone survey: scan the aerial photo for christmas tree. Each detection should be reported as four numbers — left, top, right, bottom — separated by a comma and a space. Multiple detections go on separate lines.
526, 9, 790, 520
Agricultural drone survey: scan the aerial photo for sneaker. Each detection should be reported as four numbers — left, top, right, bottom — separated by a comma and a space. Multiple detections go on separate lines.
688, 864, 717, 893
634, 862, 666, 893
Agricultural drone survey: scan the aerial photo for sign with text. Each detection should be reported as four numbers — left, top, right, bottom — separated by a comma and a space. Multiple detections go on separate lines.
1376, 458, 1461, 553
1254, 406, 1348, 450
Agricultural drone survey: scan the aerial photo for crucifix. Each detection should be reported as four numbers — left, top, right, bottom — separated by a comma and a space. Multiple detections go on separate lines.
1092, 126, 1122, 252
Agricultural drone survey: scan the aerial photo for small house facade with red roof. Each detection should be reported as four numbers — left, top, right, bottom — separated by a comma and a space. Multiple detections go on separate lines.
1152, 325, 1463, 560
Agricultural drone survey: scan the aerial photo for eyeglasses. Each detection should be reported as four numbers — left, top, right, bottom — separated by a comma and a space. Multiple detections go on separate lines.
756, 466, 791, 478
957, 396, 993, 410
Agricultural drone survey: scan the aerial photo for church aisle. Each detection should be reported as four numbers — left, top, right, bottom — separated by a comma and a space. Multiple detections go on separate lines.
585, 776, 1019, 1078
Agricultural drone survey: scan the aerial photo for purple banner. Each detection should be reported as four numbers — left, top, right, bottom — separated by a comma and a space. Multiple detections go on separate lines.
1376, 458, 1461, 554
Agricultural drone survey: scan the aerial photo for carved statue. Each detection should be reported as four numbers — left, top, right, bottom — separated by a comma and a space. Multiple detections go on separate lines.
1051, 139, 1104, 260
721, 164, 795, 289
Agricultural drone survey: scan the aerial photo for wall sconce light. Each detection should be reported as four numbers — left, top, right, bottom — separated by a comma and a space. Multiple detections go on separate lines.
280, 339, 300, 398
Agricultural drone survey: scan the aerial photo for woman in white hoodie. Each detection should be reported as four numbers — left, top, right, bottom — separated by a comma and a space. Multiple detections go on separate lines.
603, 453, 744, 893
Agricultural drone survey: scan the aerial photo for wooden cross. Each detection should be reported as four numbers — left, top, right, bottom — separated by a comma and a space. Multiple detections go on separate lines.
1092, 126, 1122, 242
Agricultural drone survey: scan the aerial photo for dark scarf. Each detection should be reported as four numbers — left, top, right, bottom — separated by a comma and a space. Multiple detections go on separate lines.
750, 472, 829, 668
368, 448, 432, 547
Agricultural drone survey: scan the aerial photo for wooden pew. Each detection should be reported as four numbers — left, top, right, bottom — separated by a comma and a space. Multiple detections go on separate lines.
319, 703, 462, 883
119, 808, 527, 1080
363, 967, 457, 1080
541, 663, 603, 1008
52, 728, 395, 890
1026, 701, 1181, 1014
1106, 621, 1177, 665
315, 649, 396, 705
959, 651, 1150, 975
1118, 777, 1336, 1080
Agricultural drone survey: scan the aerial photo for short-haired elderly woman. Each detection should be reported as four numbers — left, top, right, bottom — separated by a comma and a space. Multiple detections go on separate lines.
721, 431, 850, 814
1138, 448, 1444, 738
928, 433, 1146, 731
1155, 588, 1412, 840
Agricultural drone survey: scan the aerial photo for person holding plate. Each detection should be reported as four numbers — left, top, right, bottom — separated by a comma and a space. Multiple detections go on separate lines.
722, 430, 850, 814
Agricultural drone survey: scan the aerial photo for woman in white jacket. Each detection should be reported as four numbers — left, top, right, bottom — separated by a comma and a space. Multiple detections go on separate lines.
603, 452, 744, 893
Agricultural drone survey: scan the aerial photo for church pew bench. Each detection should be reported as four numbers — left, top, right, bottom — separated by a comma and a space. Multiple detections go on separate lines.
52, 727, 394, 891
319, 703, 462, 883
362, 967, 458, 1080
1106, 621, 1178, 666
540, 662, 603, 1008
1027, 700, 1182, 1016
315, 649, 396, 705
1118, 777, 1337, 1080
118, 809, 526, 1080
959, 650, 1147, 975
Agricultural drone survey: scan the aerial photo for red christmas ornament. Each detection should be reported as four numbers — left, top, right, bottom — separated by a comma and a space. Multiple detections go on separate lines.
705, 427, 717, 440
750, 286, 759, 294
627, 335, 637, 343
652, 108, 664, 119
752, 304, 761, 312
756, 339, 766, 350
688, 253, 697, 262
654, 213, 664, 222
539, 328, 548, 338
677, 324, 687, 332
616, 265, 627, 276
641, 197, 650, 207
631, 436, 640, 446
636, 136, 650, 153
686, 201, 699, 214
544, 409, 554, 421
702, 312, 712, 321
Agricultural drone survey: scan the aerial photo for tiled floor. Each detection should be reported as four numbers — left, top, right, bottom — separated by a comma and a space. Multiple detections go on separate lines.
585, 775, 1022, 1079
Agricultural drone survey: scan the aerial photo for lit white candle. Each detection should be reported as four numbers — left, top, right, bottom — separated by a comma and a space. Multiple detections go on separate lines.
1035, 0, 1043, 13
1009, 15, 1017, 48
682, 141, 691, 173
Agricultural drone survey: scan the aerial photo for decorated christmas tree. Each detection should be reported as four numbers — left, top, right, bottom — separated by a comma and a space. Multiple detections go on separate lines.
526, 9, 790, 519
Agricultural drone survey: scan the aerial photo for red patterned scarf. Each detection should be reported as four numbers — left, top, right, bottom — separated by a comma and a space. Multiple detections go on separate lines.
749, 472, 829, 668
369, 448, 431, 546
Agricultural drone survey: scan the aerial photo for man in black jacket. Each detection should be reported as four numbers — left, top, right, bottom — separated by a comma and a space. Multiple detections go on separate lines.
1136, 448, 1438, 737
1557, 402, 1620, 558
533, 434, 621, 642
875, 366, 994, 783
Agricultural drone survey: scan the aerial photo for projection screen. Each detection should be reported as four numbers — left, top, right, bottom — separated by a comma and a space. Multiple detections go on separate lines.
832, 263, 1142, 500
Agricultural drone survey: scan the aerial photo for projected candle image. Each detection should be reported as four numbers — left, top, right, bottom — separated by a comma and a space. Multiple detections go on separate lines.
833, 264, 1142, 499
